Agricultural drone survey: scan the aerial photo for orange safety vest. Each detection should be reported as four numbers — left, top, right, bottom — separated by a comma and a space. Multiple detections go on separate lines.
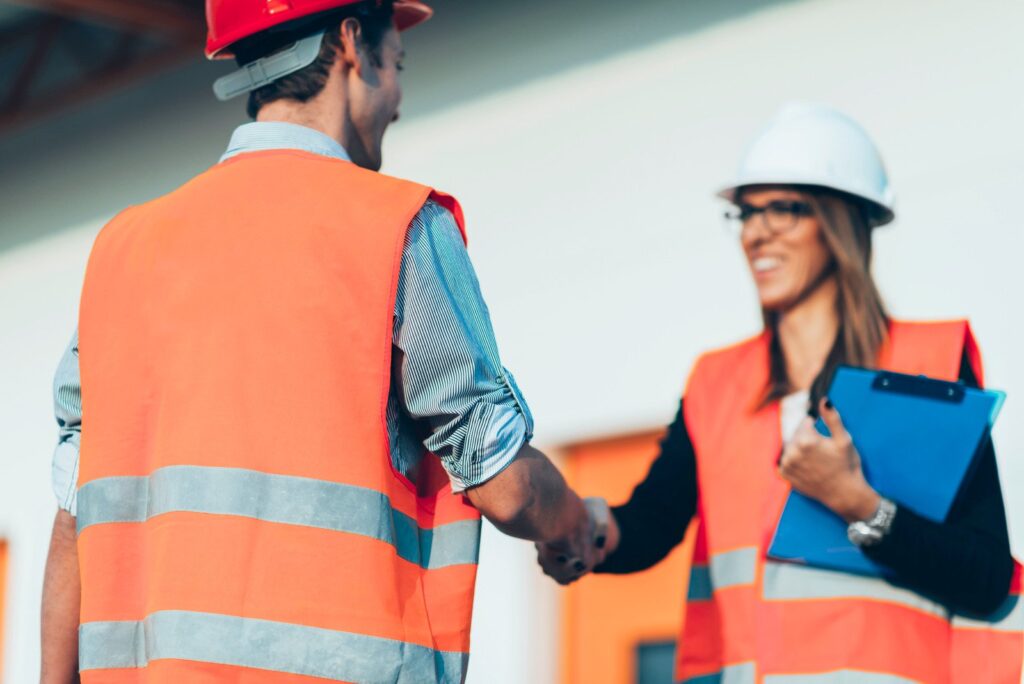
677, 320, 1023, 683
76, 149, 481, 683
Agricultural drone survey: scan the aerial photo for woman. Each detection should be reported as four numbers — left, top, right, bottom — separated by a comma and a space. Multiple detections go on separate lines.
539, 103, 1021, 683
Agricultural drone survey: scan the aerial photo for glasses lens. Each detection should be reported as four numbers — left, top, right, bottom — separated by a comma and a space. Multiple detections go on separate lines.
763, 201, 809, 232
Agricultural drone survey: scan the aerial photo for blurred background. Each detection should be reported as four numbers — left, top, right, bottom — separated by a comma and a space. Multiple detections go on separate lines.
0, 0, 1022, 681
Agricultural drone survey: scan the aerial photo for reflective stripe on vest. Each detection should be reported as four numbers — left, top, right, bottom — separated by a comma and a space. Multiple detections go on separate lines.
76, 150, 481, 683
77, 466, 481, 570
679, 665, 922, 684
687, 547, 758, 600
680, 668, 920, 684
762, 562, 948, 620
763, 674, 918, 684
80, 611, 468, 683
676, 320, 1023, 684
680, 661, 756, 683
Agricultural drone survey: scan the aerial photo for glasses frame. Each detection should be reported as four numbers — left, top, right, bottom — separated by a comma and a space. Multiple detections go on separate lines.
723, 199, 816, 238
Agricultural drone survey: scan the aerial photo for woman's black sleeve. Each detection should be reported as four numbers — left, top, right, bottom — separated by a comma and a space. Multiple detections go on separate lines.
595, 400, 699, 574
862, 355, 1015, 614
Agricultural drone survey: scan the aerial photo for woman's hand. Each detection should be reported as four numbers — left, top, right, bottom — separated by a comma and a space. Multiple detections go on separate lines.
536, 497, 619, 585
779, 398, 881, 523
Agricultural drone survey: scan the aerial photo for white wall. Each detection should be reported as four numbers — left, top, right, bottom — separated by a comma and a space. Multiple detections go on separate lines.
0, 221, 99, 683
1, 0, 1022, 681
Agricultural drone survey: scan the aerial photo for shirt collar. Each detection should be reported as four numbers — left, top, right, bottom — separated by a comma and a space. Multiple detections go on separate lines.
220, 122, 351, 163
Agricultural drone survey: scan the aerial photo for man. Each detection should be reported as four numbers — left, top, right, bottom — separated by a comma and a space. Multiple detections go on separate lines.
40, 2, 607, 681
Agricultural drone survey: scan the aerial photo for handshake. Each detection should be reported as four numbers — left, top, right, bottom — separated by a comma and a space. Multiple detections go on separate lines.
535, 497, 619, 585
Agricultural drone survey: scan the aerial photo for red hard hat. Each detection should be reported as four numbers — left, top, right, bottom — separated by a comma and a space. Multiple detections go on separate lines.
205, 0, 434, 59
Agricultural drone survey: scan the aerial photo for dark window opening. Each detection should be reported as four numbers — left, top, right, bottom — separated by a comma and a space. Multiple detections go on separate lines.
636, 639, 675, 684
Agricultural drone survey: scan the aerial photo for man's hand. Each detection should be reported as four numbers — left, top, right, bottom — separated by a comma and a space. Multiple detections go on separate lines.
535, 497, 617, 585
463, 445, 620, 581
779, 398, 880, 523
466, 444, 594, 544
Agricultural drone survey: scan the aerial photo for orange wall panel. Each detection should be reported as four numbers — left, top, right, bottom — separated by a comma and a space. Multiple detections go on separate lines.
560, 432, 694, 684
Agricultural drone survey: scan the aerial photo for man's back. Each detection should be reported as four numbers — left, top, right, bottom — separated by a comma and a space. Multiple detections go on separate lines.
80, 150, 435, 483
76, 150, 481, 683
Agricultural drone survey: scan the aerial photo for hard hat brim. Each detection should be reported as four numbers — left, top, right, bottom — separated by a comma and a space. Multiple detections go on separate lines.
395, 1, 433, 31
717, 180, 895, 228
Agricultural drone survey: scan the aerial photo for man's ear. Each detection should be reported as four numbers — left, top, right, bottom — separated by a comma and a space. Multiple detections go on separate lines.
336, 17, 364, 72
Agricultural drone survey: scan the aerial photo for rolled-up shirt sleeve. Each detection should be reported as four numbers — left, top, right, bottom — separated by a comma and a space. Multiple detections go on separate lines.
394, 200, 533, 492
52, 330, 82, 516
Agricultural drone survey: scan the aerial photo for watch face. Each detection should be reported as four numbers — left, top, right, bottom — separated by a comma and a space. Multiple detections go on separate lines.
848, 522, 881, 547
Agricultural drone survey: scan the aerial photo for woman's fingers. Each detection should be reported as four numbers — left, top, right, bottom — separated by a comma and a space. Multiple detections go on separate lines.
585, 497, 610, 550
819, 397, 850, 443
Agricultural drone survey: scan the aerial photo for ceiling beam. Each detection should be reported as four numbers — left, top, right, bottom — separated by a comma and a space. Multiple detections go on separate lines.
0, 13, 47, 49
2, 15, 65, 112
0, 40, 195, 135
5, 0, 203, 42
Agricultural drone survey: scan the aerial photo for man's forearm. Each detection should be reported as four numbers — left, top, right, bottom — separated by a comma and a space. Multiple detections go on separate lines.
466, 444, 586, 544
41, 509, 80, 684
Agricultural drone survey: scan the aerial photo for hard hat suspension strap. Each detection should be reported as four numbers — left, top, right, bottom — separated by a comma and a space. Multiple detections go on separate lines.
213, 29, 326, 101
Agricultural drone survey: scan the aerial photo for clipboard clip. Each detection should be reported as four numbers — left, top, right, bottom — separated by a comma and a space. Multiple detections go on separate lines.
870, 370, 965, 404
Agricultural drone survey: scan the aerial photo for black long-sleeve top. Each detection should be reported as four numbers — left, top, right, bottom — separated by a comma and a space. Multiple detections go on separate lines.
596, 357, 1015, 615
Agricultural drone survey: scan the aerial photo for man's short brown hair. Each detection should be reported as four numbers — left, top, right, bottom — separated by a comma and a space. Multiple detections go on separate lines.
232, 1, 396, 119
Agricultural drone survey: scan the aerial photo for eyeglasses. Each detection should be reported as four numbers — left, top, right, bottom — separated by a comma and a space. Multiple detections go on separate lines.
724, 200, 815, 236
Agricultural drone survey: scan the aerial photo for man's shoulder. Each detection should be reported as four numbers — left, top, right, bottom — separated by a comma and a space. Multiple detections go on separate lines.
416, 199, 456, 224
405, 200, 466, 255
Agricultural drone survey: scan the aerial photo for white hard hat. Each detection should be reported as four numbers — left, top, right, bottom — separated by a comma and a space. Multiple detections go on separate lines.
718, 102, 895, 227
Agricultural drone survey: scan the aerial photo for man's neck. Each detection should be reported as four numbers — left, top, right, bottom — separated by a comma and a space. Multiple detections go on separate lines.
256, 99, 346, 150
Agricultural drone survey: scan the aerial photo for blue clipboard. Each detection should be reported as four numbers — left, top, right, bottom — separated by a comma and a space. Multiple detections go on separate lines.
767, 365, 1005, 577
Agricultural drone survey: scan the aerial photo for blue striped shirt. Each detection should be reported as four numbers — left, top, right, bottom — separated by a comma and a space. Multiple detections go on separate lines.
51, 122, 532, 514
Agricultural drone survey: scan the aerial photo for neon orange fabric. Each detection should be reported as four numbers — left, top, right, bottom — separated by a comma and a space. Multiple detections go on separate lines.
676, 320, 1022, 683
950, 562, 1024, 683
76, 150, 480, 682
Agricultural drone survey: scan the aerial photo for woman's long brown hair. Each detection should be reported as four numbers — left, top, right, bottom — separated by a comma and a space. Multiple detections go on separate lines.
761, 189, 890, 408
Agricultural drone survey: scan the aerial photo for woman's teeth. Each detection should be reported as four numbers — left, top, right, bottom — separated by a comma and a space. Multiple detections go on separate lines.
753, 257, 781, 272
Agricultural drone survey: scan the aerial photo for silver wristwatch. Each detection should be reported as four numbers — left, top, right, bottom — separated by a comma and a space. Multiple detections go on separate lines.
847, 497, 897, 547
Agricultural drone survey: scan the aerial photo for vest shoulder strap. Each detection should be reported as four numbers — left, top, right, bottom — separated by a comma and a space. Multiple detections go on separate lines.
686, 332, 768, 395
886, 319, 981, 384
684, 333, 769, 437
